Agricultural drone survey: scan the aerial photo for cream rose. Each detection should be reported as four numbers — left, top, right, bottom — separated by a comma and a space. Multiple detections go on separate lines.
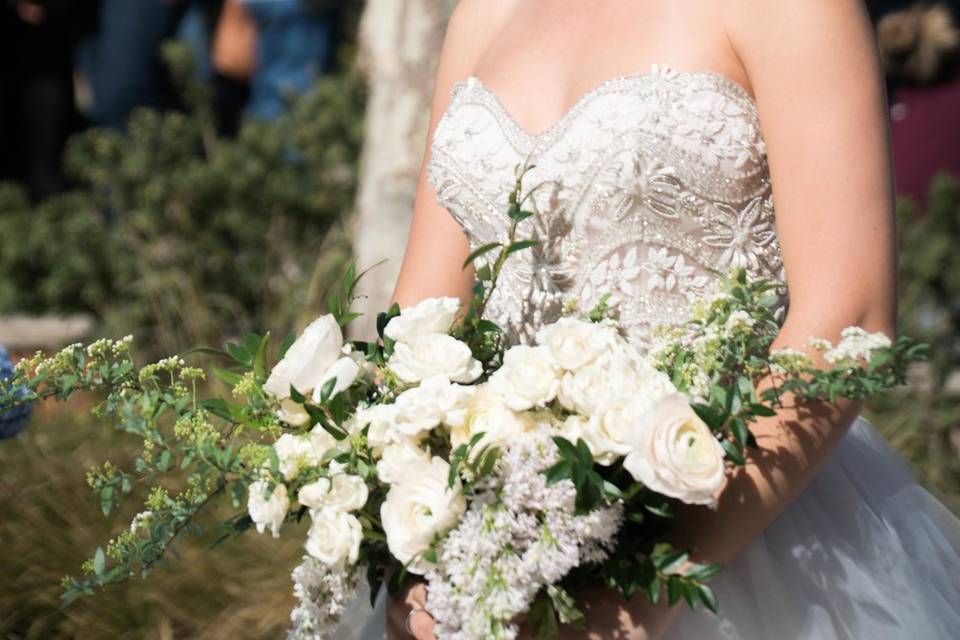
585, 394, 658, 465
384, 297, 461, 343
247, 480, 289, 538
273, 433, 319, 480
388, 334, 482, 384
305, 508, 362, 567
298, 474, 368, 512
557, 360, 613, 416
392, 376, 475, 438
536, 317, 617, 371
380, 457, 466, 574
488, 345, 560, 411
376, 441, 432, 485
355, 403, 400, 455
622, 394, 727, 506
451, 386, 535, 456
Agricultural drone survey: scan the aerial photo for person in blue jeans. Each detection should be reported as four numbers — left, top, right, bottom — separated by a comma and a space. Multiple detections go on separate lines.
239, 0, 338, 121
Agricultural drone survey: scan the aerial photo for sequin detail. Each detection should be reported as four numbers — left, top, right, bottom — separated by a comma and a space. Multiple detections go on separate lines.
427, 65, 786, 348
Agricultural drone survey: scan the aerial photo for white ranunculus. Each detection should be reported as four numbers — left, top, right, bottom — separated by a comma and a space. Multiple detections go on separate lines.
451, 387, 535, 456
247, 480, 289, 538
585, 394, 658, 465
305, 508, 363, 567
264, 315, 343, 399
310, 356, 361, 403
384, 297, 461, 343
380, 457, 466, 574
622, 393, 727, 506
536, 317, 617, 371
388, 334, 482, 384
393, 376, 475, 438
376, 441, 432, 485
488, 345, 560, 411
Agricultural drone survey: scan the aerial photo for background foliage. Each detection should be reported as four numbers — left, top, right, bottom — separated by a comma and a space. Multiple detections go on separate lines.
0, 43, 365, 356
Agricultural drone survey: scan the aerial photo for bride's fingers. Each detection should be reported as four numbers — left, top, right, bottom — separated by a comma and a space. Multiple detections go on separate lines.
407, 608, 437, 640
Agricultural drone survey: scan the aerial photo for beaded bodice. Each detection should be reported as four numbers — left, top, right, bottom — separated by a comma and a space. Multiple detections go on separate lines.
427, 65, 785, 347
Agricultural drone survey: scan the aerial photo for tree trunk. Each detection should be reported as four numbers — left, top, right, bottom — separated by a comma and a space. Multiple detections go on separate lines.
348, 0, 454, 338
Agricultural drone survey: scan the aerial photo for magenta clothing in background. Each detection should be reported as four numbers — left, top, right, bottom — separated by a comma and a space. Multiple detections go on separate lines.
889, 80, 960, 206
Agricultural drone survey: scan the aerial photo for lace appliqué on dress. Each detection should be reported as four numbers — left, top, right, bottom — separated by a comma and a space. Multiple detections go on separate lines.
427, 65, 786, 348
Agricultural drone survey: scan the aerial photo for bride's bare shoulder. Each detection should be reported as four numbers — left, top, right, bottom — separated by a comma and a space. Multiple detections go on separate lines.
430, 0, 517, 102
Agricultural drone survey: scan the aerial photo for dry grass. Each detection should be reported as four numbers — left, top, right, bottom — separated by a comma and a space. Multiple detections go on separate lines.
1, 392, 955, 639
0, 400, 307, 640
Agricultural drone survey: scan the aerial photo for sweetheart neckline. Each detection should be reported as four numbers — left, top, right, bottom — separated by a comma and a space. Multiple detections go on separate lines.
450, 65, 760, 144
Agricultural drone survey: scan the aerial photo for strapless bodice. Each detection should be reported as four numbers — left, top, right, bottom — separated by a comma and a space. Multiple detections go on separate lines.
426, 64, 785, 346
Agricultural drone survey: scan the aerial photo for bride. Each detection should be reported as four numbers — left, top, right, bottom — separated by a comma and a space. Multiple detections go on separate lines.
363, 1, 960, 638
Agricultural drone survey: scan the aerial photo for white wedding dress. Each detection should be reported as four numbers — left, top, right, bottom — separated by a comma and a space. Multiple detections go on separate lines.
355, 65, 960, 639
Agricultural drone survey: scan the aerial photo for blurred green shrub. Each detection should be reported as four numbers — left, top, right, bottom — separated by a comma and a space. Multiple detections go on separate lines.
0, 43, 365, 355
867, 172, 960, 512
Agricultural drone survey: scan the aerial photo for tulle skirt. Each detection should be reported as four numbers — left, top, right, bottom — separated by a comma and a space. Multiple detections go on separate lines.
354, 418, 960, 639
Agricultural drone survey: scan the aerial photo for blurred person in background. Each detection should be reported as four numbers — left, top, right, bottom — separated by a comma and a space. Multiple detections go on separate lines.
75, 0, 224, 130
212, 0, 341, 123
0, 0, 94, 200
870, 1, 960, 206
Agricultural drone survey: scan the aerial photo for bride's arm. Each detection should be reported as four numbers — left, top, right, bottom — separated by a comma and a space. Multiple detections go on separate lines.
589, 2, 899, 639
386, 2, 516, 638
390, 1, 516, 308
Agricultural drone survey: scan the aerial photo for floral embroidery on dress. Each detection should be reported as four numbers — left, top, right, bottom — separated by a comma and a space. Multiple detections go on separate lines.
427, 65, 786, 348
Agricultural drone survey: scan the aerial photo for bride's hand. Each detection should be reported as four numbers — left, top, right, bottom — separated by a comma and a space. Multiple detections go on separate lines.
386, 576, 437, 640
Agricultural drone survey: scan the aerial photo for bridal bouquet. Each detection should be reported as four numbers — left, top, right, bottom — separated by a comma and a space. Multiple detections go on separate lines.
1, 168, 923, 639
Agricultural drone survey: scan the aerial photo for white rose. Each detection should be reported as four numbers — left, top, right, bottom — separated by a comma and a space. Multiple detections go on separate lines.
622, 394, 726, 506
298, 474, 368, 513
376, 441, 432, 485
310, 356, 361, 403
388, 334, 482, 384
264, 315, 343, 399
451, 387, 535, 456
305, 508, 363, 567
536, 317, 617, 371
247, 480, 289, 538
355, 404, 400, 455
380, 457, 466, 574
276, 398, 310, 427
488, 345, 560, 411
393, 376, 475, 438
585, 394, 658, 465
297, 477, 331, 509
557, 414, 589, 443
559, 350, 675, 417
274, 433, 319, 480
384, 297, 461, 343
557, 360, 613, 416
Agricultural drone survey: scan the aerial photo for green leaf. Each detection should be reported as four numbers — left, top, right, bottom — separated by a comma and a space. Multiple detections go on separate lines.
93, 548, 106, 576
422, 548, 437, 564
721, 439, 745, 465
99, 486, 114, 517
528, 590, 560, 640
506, 240, 538, 255
318, 376, 338, 404
157, 450, 171, 473
212, 366, 243, 386
278, 332, 297, 360
697, 584, 719, 613
252, 332, 270, 379
684, 563, 724, 582
667, 576, 684, 606
226, 342, 250, 365
462, 242, 502, 269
